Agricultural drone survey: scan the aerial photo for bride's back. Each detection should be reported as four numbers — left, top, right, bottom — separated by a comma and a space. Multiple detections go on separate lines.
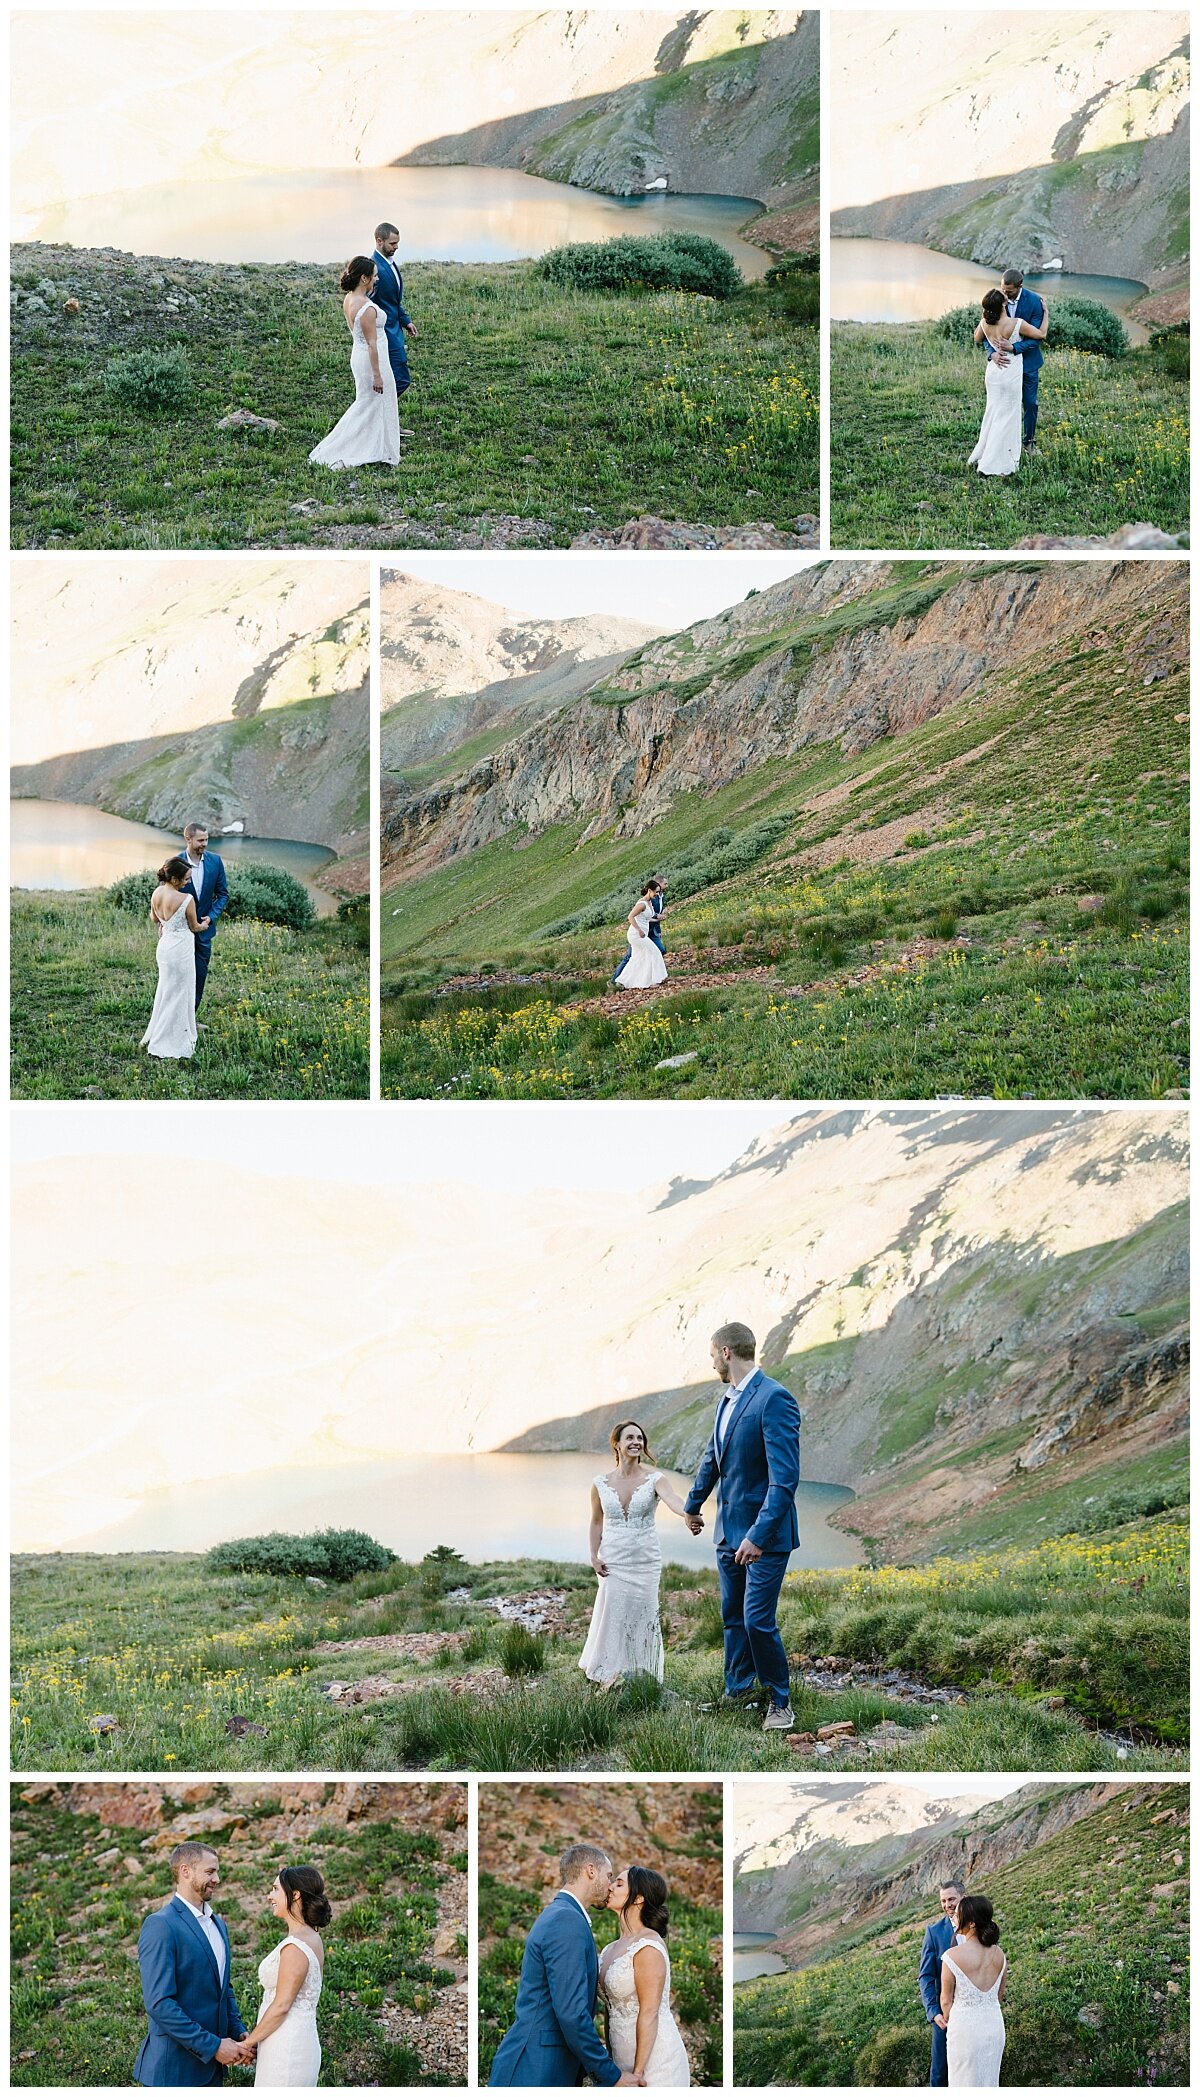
947, 1940, 1005, 1992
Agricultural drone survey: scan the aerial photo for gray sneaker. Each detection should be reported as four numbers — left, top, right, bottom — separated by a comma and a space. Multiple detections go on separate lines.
763, 1702, 795, 1731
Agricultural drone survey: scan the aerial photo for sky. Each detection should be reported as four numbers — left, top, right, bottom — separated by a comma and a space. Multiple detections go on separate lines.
11, 1101, 797, 1194
382, 554, 816, 632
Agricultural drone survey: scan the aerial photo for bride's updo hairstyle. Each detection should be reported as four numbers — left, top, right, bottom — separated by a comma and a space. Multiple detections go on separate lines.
340, 256, 376, 294
624, 1865, 670, 1938
610, 1419, 653, 1463
280, 1864, 333, 1930
158, 855, 191, 885
956, 1894, 1000, 1946
981, 289, 1006, 325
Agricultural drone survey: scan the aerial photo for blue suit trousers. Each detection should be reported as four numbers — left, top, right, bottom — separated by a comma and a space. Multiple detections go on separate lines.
717, 1543, 790, 1705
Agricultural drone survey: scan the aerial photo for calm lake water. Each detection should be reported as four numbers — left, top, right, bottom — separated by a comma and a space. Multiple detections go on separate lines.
832, 236, 1150, 343
10, 799, 337, 915
734, 1933, 787, 1983
67, 1452, 861, 1566
30, 165, 771, 279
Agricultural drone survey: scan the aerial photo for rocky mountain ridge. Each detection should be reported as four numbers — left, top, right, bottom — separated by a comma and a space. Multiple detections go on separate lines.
480, 1781, 721, 1910
382, 559, 1188, 880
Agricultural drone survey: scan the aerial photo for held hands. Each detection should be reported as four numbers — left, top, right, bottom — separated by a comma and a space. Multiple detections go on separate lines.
616, 2073, 646, 2086
684, 1513, 704, 1535
199, 916, 211, 930
373, 375, 385, 393
934, 2015, 948, 2032
215, 2037, 256, 2066
733, 1537, 763, 1566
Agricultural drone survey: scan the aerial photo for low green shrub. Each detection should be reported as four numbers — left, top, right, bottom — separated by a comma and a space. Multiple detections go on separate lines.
536, 233, 743, 301
338, 895, 371, 949
107, 860, 315, 931
935, 295, 1127, 358
205, 1528, 396, 1581
1146, 320, 1189, 381
764, 254, 820, 325
103, 345, 194, 413
498, 1623, 546, 1677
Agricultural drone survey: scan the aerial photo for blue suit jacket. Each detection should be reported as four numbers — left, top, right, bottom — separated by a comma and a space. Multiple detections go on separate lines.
184, 851, 229, 947
134, 1899, 246, 2086
488, 1892, 620, 2087
685, 1367, 801, 1553
370, 250, 412, 380
985, 285, 1045, 368
919, 1914, 957, 2022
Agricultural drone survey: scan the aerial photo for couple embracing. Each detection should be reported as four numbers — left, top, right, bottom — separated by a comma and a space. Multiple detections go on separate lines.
490, 1844, 690, 2086
141, 822, 228, 1061
970, 267, 1048, 478
580, 1321, 801, 1733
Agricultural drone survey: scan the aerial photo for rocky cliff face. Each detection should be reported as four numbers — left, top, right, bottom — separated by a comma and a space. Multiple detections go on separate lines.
382, 559, 1188, 879
381, 568, 659, 778
13, 1108, 1187, 1550
15, 10, 814, 230
734, 1781, 1145, 1960
11, 566, 369, 858
480, 1782, 721, 1910
830, 14, 1189, 302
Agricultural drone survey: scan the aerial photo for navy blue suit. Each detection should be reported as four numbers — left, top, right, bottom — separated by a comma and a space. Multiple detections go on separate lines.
134, 1898, 246, 2086
183, 849, 229, 1009
685, 1367, 801, 1707
984, 286, 1045, 442
488, 1891, 621, 2086
919, 1914, 957, 2087
370, 250, 413, 395
614, 890, 665, 983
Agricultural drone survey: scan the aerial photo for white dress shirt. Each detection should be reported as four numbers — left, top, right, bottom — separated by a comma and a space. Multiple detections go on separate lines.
174, 1891, 226, 1981
716, 1366, 757, 1456
185, 847, 205, 898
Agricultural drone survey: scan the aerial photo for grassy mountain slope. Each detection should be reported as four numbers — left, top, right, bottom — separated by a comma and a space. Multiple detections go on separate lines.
734, 1785, 1189, 2086
382, 565, 1188, 1100
10, 1784, 467, 2087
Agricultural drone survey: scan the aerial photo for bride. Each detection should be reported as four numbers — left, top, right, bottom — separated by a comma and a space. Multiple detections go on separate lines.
579, 1421, 691, 1687
941, 1893, 1006, 2088
599, 1866, 691, 2086
246, 1866, 329, 2086
309, 256, 400, 471
141, 855, 203, 1061
968, 288, 1048, 477
617, 883, 668, 991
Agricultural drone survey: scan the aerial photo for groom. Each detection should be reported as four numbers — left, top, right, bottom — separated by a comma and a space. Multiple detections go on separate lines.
918, 1879, 965, 2087
181, 823, 229, 1011
992, 267, 1047, 452
684, 1322, 802, 1732
134, 1843, 252, 2084
613, 876, 666, 984
488, 1843, 639, 2086
370, 221, 418, 401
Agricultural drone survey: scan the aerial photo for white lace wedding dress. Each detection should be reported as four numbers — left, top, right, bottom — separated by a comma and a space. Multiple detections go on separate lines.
945, 1952, 1006, 2087
619, 903, 668, 989
309, 304, 400, 469
140, 897, 197, 1060
968, 323, 1028, 476
600, 1936, 690, 2086
254, 1937, 323, 2086
579, 1471, 665, 1683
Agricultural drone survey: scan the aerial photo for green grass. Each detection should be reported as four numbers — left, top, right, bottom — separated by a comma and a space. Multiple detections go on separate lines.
10, 889, 368, 1098
734, 1787, 1189, 2085
10, 1791, 467, 2085
11, 1519, 1186, 1774
11, 248, 816, 547
381, 632, 1188, 1099
831, 323, 1188, 547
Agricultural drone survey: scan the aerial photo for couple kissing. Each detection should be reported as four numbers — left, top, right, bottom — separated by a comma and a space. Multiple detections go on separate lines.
489, 1844, 690, 2086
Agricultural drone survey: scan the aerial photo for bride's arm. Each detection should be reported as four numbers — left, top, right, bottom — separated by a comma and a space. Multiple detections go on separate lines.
244, 1945, 309, 2048
631, 1945, 666, 2081
184, 898, 201, 933
939, 1960, 956, 2025
627, 904, 645, 936
654, 1476, 690, 1519
360, 304, 385, 393
589, 1484, 608, 1578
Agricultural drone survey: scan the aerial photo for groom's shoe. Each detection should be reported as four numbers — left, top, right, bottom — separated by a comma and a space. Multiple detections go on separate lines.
762, 1701, 795, 1731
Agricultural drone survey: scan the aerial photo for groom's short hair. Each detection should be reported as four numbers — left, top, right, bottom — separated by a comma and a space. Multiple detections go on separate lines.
1001, 267, 1023, 287
713, 1320, 756, 1360
375, 221, 399, 241
939, 1878, 966, 1896
183, 821, 208, 841
169, 1842, 217, 1881
559, 1842, 610, 1884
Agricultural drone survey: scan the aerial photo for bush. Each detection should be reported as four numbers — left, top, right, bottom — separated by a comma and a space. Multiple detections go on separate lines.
536, 232, 743, 301
206, 1528, 396, 1581
1146, 320, 1189, 381
103, 345, 194, 414
107, 859, 315, 931
935, 294, 1128, 358
764, 253, 820, 326
337, 895, 371, 949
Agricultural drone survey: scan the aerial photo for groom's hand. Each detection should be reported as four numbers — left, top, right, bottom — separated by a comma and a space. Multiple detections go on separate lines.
616, 2073, 643, 2086
934, 2014, 948, 2031
684, 1513, 704, 1535
734, 1537, 762, 1565
404, 322, 419, 339
215, 2039, 250, 2065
